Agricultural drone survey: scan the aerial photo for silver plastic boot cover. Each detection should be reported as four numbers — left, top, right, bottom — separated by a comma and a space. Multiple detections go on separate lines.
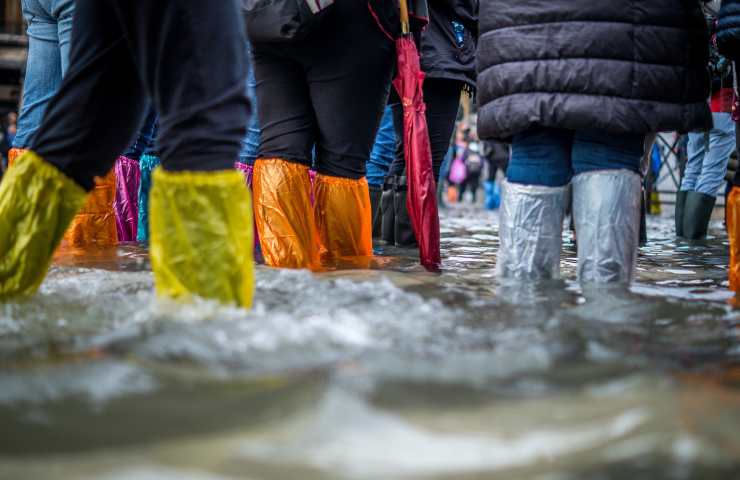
573, 170, 641, 284
496, 180, 567, 280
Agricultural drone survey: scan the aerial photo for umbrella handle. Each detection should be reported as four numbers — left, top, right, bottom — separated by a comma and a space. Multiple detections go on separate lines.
399, 0, 410, 35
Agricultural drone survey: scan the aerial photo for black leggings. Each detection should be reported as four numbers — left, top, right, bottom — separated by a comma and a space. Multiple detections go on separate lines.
251, 0, 395, 180
388, 78, 463, 181
30, 0, 249, 190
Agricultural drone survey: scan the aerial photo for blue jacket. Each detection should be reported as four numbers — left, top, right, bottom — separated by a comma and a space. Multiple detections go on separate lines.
718, 0, 740, 60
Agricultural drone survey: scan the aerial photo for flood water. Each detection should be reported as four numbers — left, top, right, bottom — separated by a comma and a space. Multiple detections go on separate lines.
1, 206, 740, 479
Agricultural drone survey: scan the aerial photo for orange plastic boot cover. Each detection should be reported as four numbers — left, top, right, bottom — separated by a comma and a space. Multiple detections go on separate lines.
7, 148, 26, 168
314, 174, 373, 266
729, 188, 740, 292
253, 158, 320, 269
63, 169, 118, 247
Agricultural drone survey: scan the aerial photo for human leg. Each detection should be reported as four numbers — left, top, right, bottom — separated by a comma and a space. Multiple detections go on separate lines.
14, 0, 64, 149
680, 131, 707, 192
0, 0, 146, 299
368, 106, 396, 238
571, 130, 644, 284
251, 44, 319, 270
109, 0, 253, 306
497, 127, 572, 279
307, 1, 394, 261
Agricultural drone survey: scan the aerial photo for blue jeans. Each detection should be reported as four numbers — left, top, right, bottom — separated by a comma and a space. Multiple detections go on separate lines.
14, 0, 75, 148
680, 112, 736, 197
366, 105, 395, 187
507, 128, 645, 186
239, 43, 260, 166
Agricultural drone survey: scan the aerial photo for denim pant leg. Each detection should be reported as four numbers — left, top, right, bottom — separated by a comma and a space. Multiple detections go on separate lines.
681, 131, 708, 192
571, 130, 645, 175
366, 105, 395, 187
507, 127, 573, 187
14, 0, 64, 148
239, 42, 260, 166
51, 0, 74, 73
695, 112, 736, 196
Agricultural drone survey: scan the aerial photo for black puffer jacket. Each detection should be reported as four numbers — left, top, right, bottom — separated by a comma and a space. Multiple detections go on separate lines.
718, 0, 740, 60
477, 1, 712, 140
421, 0, 478, 92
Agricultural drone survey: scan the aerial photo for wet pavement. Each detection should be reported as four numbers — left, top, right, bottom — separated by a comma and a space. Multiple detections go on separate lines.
1, 206, 740, 479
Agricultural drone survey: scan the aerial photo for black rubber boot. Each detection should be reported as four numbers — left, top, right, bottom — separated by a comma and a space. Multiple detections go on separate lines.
394, 176, 418, 247
640, 188, 648, 246
380, 176, 396, 245
682, 191, 717, 240
369, 183, 382, 239
675, 190, 687, 238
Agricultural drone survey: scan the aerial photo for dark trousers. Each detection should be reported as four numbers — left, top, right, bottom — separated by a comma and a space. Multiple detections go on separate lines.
251, 0, 395, 180
30, 0, 250, 191
388, 78, 463, 181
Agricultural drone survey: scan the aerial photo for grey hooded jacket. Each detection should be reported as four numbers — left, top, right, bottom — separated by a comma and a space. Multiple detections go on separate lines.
477, 0, 713, 140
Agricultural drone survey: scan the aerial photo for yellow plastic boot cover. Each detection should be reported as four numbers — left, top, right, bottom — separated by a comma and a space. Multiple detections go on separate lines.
0, 151, 87, 299
314, 174, 373, 267
729, 188, 740, 292
63, 169, 118, 247
149, 168, 254, 308
253, 158, 320, 270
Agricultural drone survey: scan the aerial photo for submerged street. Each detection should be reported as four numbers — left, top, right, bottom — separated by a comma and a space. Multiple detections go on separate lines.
1, 206, 739, 479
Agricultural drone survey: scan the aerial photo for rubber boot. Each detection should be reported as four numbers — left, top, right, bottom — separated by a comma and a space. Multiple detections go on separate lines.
394, 176, 418, 247
369, 183, 382, 239
573, 170, 641, 284
253, 158, 319, 270
639, 188, 648, 246
113, 156, 141, 242
380, 176, 396, 245
728, 187, 740, 292
675, 190, 687, 238
682, 191, 717, 240
314, 174, 373, 267
0, 151, 87, 299
496, 180, 567, 280
150, 168, 254, 308
63, 169, 118, 247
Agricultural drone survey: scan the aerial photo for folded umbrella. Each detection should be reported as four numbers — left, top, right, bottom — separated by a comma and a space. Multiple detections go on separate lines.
394, 0, 441, 271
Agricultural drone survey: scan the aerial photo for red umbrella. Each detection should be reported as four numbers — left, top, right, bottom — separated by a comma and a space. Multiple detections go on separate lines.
394, 0, 441, 272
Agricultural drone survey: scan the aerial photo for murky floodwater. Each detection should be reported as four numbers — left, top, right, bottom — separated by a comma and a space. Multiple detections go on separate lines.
1, 206, 740, 480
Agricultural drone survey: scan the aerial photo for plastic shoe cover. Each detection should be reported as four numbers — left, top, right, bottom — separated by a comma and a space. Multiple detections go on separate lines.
235, 162, 260, 253
149, 168, 254, 308
63, 169, 118, 247
114, 156, 141, 242
728, 188, 740, 292
496, 180, 567, 280
7, 148, 26, 169
573, 170, 641, 284
314, 174, 373, 266
136, 154, 161, 243
253, 158, 319, 270
0, 151, 86, 299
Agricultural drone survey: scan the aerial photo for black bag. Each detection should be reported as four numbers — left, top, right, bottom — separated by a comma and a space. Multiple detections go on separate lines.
243, 0, 335, 43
